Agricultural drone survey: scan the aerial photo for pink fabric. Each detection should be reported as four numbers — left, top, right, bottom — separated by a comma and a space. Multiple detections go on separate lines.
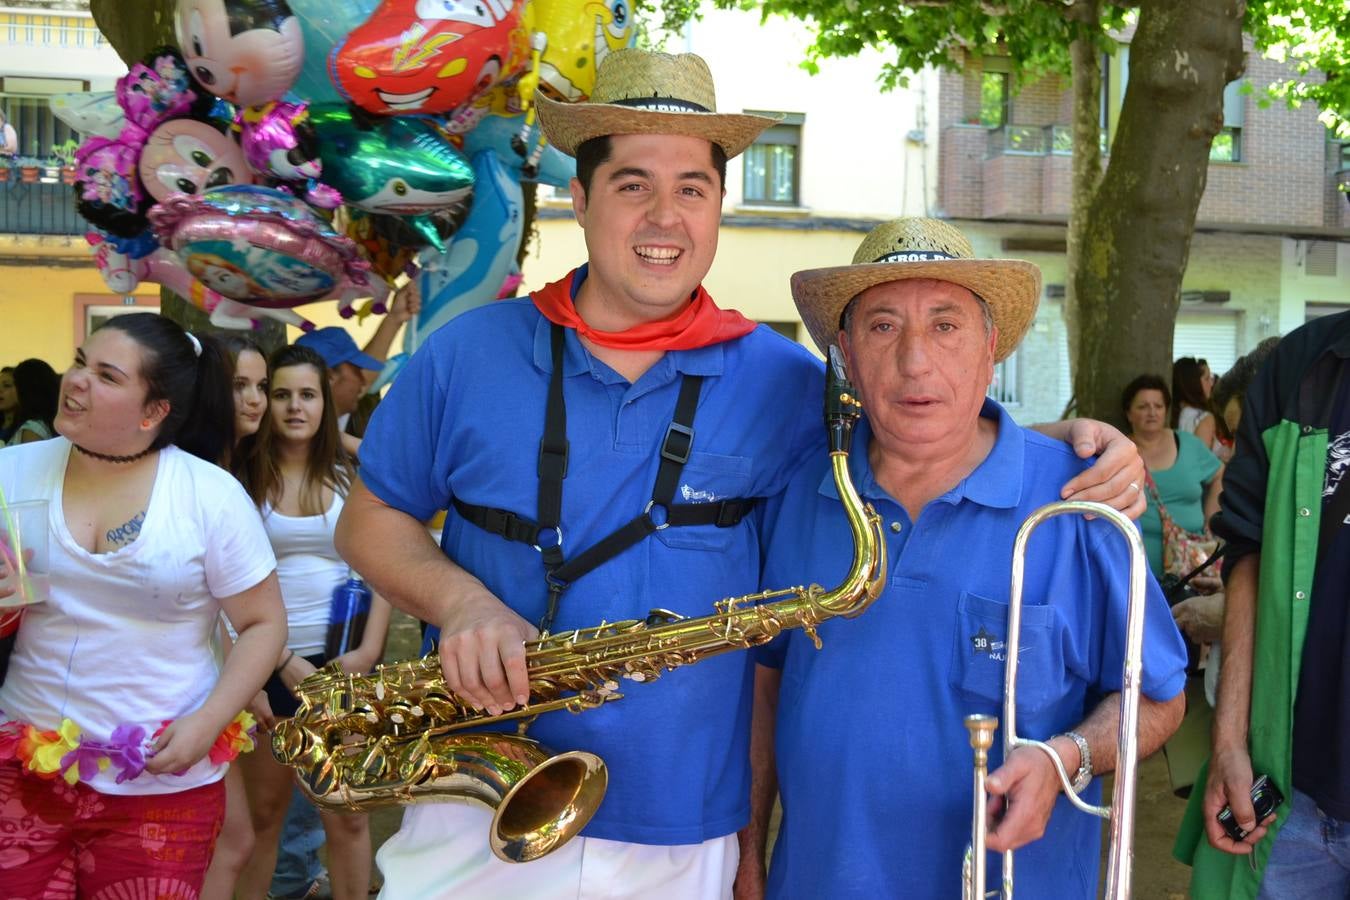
0, 761, 225, 898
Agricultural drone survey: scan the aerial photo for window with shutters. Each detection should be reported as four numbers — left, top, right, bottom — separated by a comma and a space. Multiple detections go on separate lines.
1306, 303, 1350, 323
1210, 80, 1244, 162
743, 112, 802, 206
1305, 241, 1339, 278
1174, 311, 1241, 377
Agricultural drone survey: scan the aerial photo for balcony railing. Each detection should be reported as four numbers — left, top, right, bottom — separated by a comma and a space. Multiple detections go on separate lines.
0, 172, 87, 235
987, 124, 1107, 158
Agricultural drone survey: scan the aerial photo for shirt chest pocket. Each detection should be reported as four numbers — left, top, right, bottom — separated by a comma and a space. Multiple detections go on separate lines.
949, 591, 1068, 714
654, 451, 754, 552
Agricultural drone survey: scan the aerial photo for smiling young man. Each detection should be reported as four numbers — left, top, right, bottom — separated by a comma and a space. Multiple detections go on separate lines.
336, 52, 1147, 899
337, 50, 822, 898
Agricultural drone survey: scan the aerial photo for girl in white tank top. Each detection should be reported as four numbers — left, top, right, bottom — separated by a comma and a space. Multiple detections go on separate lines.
234, 345, 390, 900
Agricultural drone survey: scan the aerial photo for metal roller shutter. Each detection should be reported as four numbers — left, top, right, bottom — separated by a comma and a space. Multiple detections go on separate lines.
1174, 311, 1240, 378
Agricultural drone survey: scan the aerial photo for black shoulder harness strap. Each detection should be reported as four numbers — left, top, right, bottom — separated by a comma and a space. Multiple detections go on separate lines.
454, 323, 757, 631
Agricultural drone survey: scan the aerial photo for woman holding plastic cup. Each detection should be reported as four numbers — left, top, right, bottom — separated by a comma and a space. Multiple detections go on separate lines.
0, 313, 286, 894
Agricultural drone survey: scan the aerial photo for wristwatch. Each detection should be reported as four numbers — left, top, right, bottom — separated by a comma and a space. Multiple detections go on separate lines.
1057, 731, 1092, 793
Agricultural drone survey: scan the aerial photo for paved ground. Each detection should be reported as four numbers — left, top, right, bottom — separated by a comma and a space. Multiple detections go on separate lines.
357, 611, 1196, 896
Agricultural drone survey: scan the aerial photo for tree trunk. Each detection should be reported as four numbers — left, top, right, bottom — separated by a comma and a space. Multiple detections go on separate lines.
1070, 0, 1245, 424
89, 0, 177, 65
1062, 0, 1103, 418
89, 0, 286, 350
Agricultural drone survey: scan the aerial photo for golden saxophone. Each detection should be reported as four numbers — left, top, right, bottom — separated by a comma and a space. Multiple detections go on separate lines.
271, 346, 887, 863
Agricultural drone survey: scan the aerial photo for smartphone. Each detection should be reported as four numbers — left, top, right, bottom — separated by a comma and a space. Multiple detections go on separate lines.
1216, 774, 1285, 842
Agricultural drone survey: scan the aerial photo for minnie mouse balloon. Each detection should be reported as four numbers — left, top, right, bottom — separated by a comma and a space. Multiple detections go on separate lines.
138, 117, 252, 202
176, 0, 305, 108
149, 184, 370, 308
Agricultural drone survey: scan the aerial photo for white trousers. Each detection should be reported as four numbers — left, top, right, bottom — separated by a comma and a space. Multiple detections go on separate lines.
375, 803, 739, 900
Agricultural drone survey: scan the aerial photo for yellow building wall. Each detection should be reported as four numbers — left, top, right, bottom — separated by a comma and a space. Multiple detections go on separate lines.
0, 244, 162, 369
0, 242, 403, 368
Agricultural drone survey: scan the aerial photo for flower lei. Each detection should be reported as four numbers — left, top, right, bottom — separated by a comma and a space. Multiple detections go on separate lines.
0, 710, 256, 786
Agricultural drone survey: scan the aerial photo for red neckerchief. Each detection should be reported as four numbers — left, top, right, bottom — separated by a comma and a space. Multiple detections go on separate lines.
530, 268, 756, 351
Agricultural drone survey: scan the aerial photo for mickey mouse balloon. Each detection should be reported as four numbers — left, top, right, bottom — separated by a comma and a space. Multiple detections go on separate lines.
175, 0, 305, 109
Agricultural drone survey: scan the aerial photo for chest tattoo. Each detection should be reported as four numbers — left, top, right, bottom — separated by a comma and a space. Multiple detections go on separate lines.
105, 511, 146, 549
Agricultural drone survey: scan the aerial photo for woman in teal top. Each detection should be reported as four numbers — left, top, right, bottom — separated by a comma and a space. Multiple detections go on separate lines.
1123, 374, 1223, 579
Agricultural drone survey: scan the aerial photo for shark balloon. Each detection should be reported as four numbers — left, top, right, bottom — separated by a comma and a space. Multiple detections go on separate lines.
308, 103, 474, 250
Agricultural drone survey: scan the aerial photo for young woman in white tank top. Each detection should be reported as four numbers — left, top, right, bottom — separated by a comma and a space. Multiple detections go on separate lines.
234, 345, 390, 900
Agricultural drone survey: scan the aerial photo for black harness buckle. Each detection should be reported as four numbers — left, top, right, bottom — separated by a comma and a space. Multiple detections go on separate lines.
538, 440, 569, 479
661, 422, 694, 464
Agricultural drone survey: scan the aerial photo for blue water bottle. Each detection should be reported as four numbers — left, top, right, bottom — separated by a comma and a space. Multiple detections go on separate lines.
325, 568, 373, 660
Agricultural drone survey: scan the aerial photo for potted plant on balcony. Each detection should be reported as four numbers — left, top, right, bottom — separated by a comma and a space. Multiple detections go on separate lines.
52, 140, 79, 185
14, 156, 42, 184
0, 159, 11, 184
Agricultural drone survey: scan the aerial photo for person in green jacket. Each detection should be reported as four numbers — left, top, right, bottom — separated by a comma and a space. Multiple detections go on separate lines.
1175, 310, 1350, 899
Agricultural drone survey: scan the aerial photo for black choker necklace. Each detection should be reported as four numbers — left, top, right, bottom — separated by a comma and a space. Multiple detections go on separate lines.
72, 443, 155, 464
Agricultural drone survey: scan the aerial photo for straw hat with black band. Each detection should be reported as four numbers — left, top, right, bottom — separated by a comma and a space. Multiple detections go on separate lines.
791, 218, 1043, 363
536, 49, 776, 159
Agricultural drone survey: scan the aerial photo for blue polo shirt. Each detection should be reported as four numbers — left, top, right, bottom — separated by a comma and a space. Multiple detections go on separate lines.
358, 272, 825, 844
758, 400, 1188, 899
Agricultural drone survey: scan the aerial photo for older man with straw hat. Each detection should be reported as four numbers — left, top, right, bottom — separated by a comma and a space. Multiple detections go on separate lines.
741, 218, 1189, 900
341, 48, 1145, 898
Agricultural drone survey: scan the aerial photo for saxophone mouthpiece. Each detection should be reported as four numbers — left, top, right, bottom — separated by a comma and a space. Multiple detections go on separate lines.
825, 345, 862, 455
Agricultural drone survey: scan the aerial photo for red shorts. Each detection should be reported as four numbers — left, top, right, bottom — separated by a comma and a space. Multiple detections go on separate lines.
0, 761, 225, 898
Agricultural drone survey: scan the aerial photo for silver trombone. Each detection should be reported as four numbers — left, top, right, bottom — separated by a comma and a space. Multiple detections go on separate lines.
962, 500, 1150, 899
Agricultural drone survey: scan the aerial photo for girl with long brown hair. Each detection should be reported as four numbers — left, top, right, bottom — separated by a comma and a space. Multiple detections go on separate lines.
201, 333, 269, 900
234, 344, 390, 900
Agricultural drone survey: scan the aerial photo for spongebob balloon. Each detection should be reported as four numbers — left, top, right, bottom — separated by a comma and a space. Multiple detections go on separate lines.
530, 0, 634, 103
477, 0, 633, 176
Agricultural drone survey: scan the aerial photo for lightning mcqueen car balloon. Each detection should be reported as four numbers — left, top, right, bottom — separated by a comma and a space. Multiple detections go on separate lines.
332, 0, 524, 116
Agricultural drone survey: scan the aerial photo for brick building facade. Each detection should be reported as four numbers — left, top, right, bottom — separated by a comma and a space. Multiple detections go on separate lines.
934, 46, 1349, 424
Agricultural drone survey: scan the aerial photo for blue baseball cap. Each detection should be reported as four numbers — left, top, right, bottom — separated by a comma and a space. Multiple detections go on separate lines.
296, 327, 382, 371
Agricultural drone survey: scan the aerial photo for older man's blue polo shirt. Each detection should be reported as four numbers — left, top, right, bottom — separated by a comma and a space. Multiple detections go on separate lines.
358, 274, 825, 845
758, 400, 1188, 899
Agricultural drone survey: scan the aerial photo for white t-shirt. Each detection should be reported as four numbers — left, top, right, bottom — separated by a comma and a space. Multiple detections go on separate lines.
263, 491, 347, 657
0, 439, 275, 795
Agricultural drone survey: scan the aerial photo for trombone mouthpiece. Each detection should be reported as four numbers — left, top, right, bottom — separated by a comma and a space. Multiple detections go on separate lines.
965, 714, 998, 752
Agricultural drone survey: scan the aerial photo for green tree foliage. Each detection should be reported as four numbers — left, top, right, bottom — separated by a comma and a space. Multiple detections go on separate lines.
1248, 1, 1350, 136
657, 1, 1125, 88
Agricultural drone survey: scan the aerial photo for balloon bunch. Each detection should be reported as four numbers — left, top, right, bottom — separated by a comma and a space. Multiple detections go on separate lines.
65, 0, 635, 341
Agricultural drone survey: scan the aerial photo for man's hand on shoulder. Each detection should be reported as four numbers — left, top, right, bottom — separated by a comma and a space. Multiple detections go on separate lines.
1035, 418, 1147, 520
437, 585, 540, 716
